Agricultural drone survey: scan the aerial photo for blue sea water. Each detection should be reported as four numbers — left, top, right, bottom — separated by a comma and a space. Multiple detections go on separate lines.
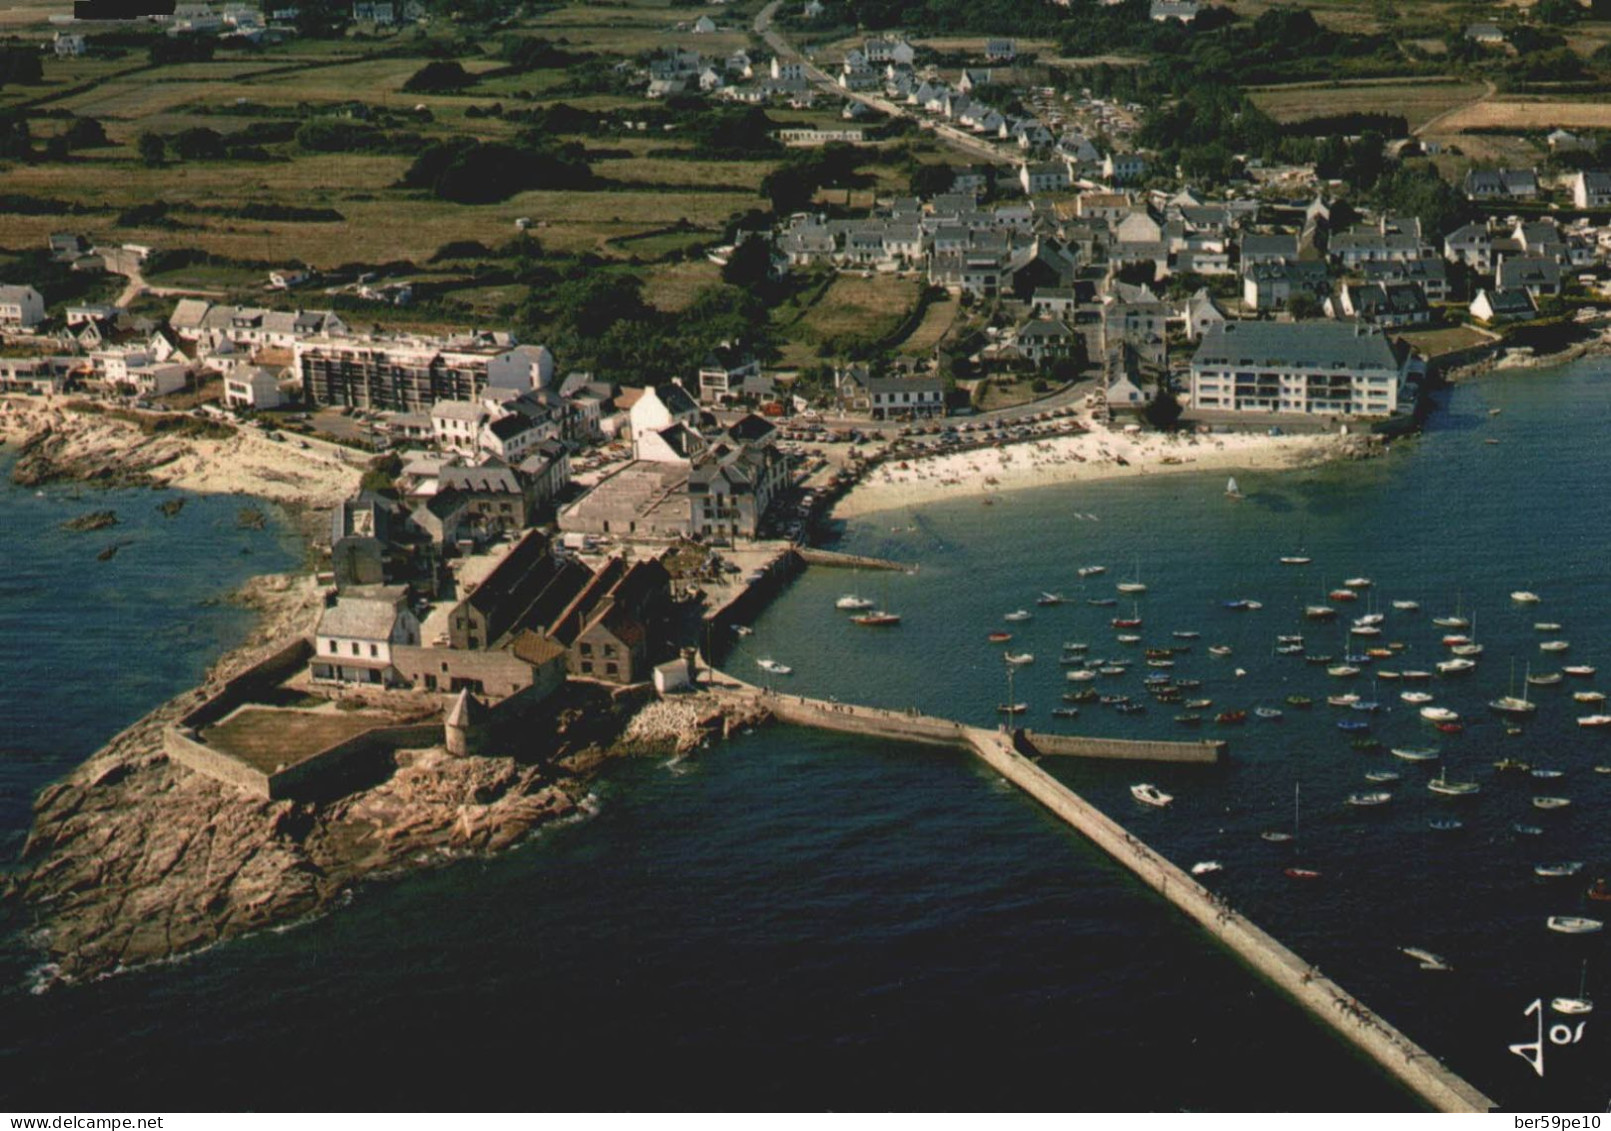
3, 362, 1611, 1110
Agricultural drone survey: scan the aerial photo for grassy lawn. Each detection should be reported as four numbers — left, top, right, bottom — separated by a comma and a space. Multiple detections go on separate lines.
1397, 323, 1496, 359
1246, 79, 1487, 131
776, 273, 920, 365
203, 706, 384, 772
894, 292, 960, 356
641, 258, 723, 312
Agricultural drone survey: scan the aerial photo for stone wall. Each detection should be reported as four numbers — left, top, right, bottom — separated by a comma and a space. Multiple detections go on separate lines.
392, 644, 555, 700
181, 637, 314, 730
164, 725, 272, 797
267, 722, 442, 799
1022, 731, 1223, 764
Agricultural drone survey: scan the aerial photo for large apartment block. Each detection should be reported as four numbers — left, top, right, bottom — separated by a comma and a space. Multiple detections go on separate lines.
1189, 321, 1404, 418
295, 338, 546, 413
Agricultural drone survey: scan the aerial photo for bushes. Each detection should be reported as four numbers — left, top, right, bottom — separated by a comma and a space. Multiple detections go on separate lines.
400, 137, 593, 203
294, 117, 388, 152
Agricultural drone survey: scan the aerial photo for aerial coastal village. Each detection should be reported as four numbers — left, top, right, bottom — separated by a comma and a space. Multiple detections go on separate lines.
6, 0, 1611, 1109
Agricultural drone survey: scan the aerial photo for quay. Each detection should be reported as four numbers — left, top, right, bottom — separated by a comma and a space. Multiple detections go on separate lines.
793, 547, 910, 572
713, 675, 1494, 1113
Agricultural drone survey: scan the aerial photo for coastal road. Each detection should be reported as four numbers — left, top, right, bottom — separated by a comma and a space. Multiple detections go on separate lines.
753, 0, 1015, 168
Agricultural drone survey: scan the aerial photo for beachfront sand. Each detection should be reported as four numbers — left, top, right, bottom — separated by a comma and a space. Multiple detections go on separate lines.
832, 423, 1348, 519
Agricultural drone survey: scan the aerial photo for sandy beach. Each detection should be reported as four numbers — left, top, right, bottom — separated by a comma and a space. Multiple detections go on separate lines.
833, 423, 1354, 519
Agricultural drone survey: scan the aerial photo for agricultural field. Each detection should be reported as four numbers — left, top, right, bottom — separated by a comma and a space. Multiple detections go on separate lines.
775, 273, 920, 367
1431, 96, 1611, 134
1246, 78, 1489, 132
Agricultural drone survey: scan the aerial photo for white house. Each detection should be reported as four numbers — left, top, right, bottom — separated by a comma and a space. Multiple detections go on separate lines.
1470, 288, 1536, 325
0, 285, 46, 330
431, 399, 493, 455
53, 32, 86, 57
224, 365, 283, 410
486, 343, 555, 392
312, 587, 421, 686
1572, 171, 1611, 210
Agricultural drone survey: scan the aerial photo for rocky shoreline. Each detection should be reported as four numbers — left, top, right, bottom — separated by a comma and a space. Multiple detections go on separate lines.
0, 396, 770, 987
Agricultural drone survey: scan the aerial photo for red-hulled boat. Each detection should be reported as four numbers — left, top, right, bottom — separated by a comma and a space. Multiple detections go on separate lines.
987, 631, 1013, 643
1285, 867, 1322, 881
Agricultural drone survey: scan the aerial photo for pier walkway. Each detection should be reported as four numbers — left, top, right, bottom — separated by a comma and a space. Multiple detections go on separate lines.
711, 675, 1494, 1112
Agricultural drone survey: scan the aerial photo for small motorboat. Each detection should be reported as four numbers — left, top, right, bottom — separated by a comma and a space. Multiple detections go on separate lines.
1528, 671, 1565, 686
836, 595, 875, 611
1215, 710, 1247, 725
1436, 722, 1465, 734
1430, 818, 1465, 832
1365, 770, 1400, 783
732, 624, 754, 636
1285, 694, 1313, 708
1346, 791, 1392, 807
1336, 719, 1370, 732
1564, 666, 1596, 677
1172, 630, 1201, 640
1279, 556, 1311, 565
1077, 565, 1106, 578
1511, 591, 1542, 604
1063, 642, 1090, 653
1514, 824, 1545, 836
1547, 916, 1604, 935
1088, 597, 1118, 607
850, 610, 901, 627
756, 659, 793, 675
1067, 669, 1097, 682
1535, 622, 1563, 632
1541, 640, 1571, 653
1222, 598, 1262, 611
1185, 698, 1213, 710
1401, 691, 1434, 705
1428, 773, 1480, 797
1495, 758, 1533, 774
1532, 768, 1564, 779
1208, 645, 1233, 657
1116, 633, 1142, 644
1254, 706, 1284, 721
1535, 862, 1584, 878
1344, 577, 1372, 589
1436, 658, 1476, 675
996, 702, 1028, 715
987, 631, 1013, 643
1329, 589, 1358, 602
1305, 653, 1336, 665
1004, 609, 1032, 623
1585, 715, 1611, 728
1190, 860, 1223, 875
1284, 867, 1322, 881
1051, 707, 1080, 719
1261, 831, 1294, 843
1401, 670, 1432, 681
1004, 652, 1035, 666
1174, 713, 1203, 726
1327, 693, 1360, 707
1304, 605, 1337, 620
1037, 592, 1066, 606
1328, 665, 1361, 678
1532, 796, 1571, 811
1130, 782, 1172, 808
1432, 614, 1470, 629
1400, 947, 1453, 972
1392, 600, 1420, 611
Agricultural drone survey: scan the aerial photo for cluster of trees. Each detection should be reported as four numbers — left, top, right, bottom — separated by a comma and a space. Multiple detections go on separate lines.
134, 123, 282, 164
149, 36, 215, 65
398, 134, 592, 203
516, 270, 775, 384
402, 60, 474, 92
760, 143, 873, 214
0, 47, 42, 89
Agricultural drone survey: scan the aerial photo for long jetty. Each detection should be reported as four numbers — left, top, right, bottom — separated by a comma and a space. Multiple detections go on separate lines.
714, 676, 1494, 1113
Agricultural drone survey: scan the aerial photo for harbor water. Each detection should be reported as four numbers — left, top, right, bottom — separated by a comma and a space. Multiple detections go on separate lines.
4, 360, 1611, 1109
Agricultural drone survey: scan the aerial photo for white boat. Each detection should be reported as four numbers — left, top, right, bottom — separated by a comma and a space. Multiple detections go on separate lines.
1004, 652, 1035, 665
835, 594, 875, 611
1354, 613, 1385, 627
1004, 609, 1032, 623
1279, 555, 1311, 565
1574, 690, 1606, 703
1116, 633, 1142, 644
1327, 693, 1360, 707
1512, 591, 1542, 604
1436, 658, 1477, 675
1528, 671, 1564, 686
1400, 947, 1453, 972
1547, 916, 1604, 935
1552, 962, 1594, 1016
1365, 770, 1400, 783
1564, 665, 1596, 677
996, 702, 1028, 715
1535, 861, 1585, 877
1490, 662, 1536, 716
1304, 605, 1337, 620
1401, 691, 1434, 705
1391, 746, 1440, 762
732, 624, 754, 636
1346, 791, 1392, 807
1401, 669, 1432, 681
1578, 713, 1611, 728
1532, 796, 1571, 810
1116, 557, 1147, 595
1432, 614, 1470, 629
1190, 860, 1223, 876
1077, 565, 1106, 578
1535, 622, 1563, 632
1344, 577, 1372, 588
1064, 642, 1090, 652
1209, 645, 1233, 657
1420, 705, 1459, 722
1328, 664, 1361, 678
1037, 591, 1067, 607
1541, 640, 1570, 653
1226, 476, 1243, 500
756, 659, 792, 675
1351, 624, 1382, 637
1391, 600, 1420, 611
1130, 782, 1173, 808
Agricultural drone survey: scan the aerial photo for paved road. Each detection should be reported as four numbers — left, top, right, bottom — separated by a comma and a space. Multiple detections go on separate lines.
754, 0, 1015, 167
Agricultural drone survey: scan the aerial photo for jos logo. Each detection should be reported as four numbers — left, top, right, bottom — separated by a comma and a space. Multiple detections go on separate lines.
1510, 998, 1589, 1079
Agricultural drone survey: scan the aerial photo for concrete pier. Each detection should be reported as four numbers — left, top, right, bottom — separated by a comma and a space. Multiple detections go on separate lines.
717, 677, 1493, 1112
794, 547, 911, 572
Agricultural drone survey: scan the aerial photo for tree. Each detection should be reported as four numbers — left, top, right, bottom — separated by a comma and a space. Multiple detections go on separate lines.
172, 127, 226, 160
721, 235, 773, 289
136, 131, 166, 167
760, 163, 817, 214
1144, 389, 1183, 428
0, 113, 31, 160
1286, 293, 1322, 320
909, 162, 956, 197
402, 61, 473, 92
64, 117, 108, 149
0, 48, 42, 88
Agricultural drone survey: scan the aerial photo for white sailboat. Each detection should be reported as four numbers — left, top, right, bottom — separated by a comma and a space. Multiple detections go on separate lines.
1553, 962, 1594, 1016
1226, 476, 1244, 501
1116, 555, 1147, 595
1490, 661, 1536, 716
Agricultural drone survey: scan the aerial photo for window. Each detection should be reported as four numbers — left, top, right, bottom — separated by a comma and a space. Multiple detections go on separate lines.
581, 661, 593, 674
603, 644, 617, 658
328, 640, 338, 653
606, 662, 619, 676
370, 644, 379, 658
580, 642, 593, 656
351, 641, 360, 656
